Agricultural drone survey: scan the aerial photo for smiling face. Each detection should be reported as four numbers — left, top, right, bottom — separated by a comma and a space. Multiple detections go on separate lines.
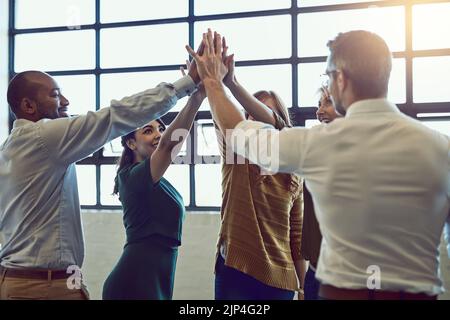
7, 71, 70, 120
316, 88, 340, 123
34, 75, 70, 119
126, 120, 166, 162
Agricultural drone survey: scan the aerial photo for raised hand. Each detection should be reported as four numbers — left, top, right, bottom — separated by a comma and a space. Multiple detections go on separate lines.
222, 37, 236, 88
186, 41, 205, 85
181, 60, 206, 103
185, 29, 228, 83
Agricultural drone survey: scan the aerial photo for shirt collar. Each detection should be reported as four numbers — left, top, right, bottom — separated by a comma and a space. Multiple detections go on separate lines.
345, 98, 401, 118
12, 118, 35, 129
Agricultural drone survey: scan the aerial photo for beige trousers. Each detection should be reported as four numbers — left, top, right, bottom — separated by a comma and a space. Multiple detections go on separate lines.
0, 268, 90, 300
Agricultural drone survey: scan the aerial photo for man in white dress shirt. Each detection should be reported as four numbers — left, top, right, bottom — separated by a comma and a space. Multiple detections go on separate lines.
0, 64, 199, 299
190, 29, 450, 300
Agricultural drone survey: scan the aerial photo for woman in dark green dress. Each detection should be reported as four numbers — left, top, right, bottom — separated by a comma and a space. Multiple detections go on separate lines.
102, 68, 205, 300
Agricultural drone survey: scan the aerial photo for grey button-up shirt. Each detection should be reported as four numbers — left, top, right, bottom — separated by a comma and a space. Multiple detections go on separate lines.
0, 76, 196, 270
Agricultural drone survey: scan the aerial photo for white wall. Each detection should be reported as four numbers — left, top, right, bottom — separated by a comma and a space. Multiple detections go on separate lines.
81, 210, 450, 300
0, 0, 9, 142
82, 211, 221, 300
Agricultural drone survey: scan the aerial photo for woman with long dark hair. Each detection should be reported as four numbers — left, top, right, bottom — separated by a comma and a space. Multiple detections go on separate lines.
102, 67, 205, 300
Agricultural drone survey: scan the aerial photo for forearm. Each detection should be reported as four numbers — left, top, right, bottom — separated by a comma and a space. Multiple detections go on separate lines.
159, 96, 202, 150
204, 79, 245, 135
293, 259, 308, 290
445, 214, 450, 258
228, 79, 276, 126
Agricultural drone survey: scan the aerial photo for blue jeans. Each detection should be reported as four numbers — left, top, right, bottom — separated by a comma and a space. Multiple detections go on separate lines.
304, 266, 320, 300
214, 255, 295, 300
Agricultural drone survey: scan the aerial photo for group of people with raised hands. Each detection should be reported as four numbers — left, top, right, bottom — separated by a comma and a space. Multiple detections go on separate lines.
1, 28, 449, 301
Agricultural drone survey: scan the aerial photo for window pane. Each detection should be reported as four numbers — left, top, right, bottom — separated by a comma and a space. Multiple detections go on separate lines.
16, 0, 94, 29
200, 64, 292, 110
100, 0, 188, 23
195, 164, 222, 206
236, 64, 292, 107
298, 6, 405, 57
100, 70, 182, 109
298, 58, 405, 107
196, 0, 290, 15
101, 165, 121, 206
76, 165, 96, 205
101, 24, 188, 68
298, 0, 383, 6
195, 15, 291, 61
413, 57, 450, 103
197, 121, 220, 156
164, 165, 190, 205
103, 138, 123, 157
15, 30, 95, 72
298, 62, 325, 107
420, 120, 450, 136
53, 75, 96, 116
413, 3, 450, 50
389, 58, 406, 104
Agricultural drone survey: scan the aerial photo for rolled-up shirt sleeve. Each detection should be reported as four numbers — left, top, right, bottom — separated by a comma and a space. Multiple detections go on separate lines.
230, 120, 308, 175
39, 76, 196, 165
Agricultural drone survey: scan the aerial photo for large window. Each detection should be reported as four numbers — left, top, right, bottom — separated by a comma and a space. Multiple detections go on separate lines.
9, 0, 450, 211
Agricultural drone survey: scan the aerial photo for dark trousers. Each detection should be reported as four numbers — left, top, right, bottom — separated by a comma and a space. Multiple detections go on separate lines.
304, 266, 320, 300
214, 255, 295, 300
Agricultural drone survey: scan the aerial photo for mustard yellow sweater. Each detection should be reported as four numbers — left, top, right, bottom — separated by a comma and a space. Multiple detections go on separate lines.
215, 113, 303, 291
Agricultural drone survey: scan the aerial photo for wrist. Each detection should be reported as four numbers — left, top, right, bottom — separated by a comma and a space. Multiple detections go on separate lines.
189, 93, 205, 106
203, 78, 224, 90
188, 71, 201, 85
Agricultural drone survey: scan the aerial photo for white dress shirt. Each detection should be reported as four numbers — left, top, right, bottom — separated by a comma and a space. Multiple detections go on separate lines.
231, 99, 450, 295
0, 76, 196, 270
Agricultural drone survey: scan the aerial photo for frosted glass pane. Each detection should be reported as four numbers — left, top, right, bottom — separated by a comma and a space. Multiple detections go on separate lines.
413, 57, 450, 103
100, 70, 182, 109
196, 0, 290, 15
298, 58, 405, 107
101, 165, 121, 206
298, 6, 404, 57
15, 30, 95, 72
101, 0, 188, 23
413, 3, 450, 50
16, 0, 94, 29
195, 164, 222, 206
195, 15, 291, 61
101, 24, 188, 68
164, 165, 190, 205
299, 0, 382, 6
53, 75, 96, 115
76, 165, 96, 205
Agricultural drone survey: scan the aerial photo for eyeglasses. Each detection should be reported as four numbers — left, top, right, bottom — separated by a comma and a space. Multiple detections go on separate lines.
320, 69, 339, 88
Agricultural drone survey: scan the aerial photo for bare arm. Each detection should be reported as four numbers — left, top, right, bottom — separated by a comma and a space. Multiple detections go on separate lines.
290, 191, 307, 299
222, 44, 276, 126
445, 210, 450, 258
150, 94, 203, 183
150, 56, 206, 184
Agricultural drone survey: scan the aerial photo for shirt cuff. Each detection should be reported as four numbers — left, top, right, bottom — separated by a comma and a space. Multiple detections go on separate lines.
172, 75, 197, 100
